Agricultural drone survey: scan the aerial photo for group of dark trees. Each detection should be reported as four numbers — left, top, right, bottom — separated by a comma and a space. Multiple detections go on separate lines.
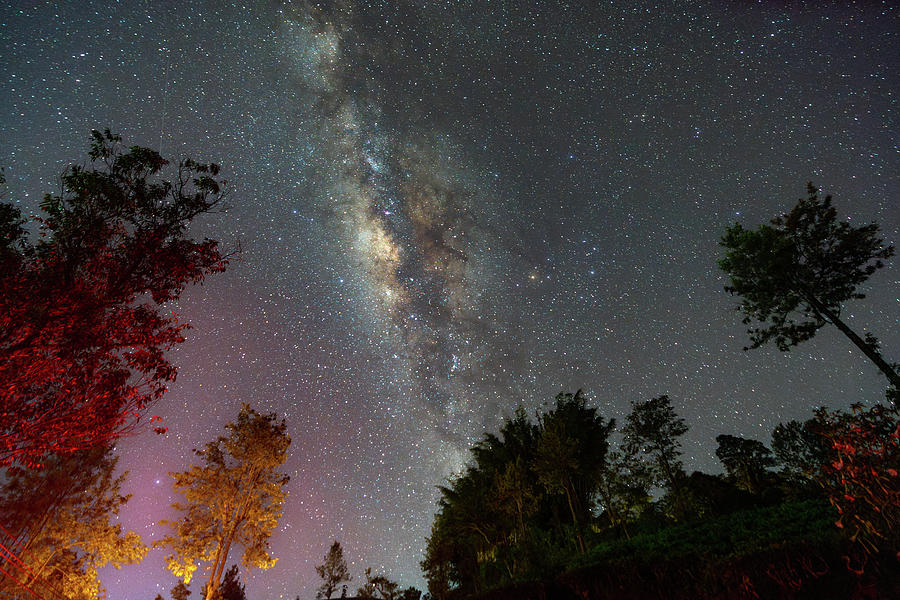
421, 389, 898, 598
1, 128, 897, 599
422, 184, 899, 598
313, 540, 421, 600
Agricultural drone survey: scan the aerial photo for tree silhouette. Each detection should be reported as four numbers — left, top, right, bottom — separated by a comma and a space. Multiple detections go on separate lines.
315, 540, 351, 599
357, 567, 414, 600
0, 446, 146, 599
714, 434, 775, 494
216, 564, 246, 600
622, 395, 690, 520
533, 391, 615, 553
157, 405, 290, 600
719, 183, 898, 389
0, 130, 228, 467
622, 395, 688, 493
771, 418, 831, 484
170, 581, 191, 600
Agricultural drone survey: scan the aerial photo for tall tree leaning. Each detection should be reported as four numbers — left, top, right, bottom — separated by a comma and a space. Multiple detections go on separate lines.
158, 405, 291, 600
719, 183, 898, 389
0, 130, 228, 467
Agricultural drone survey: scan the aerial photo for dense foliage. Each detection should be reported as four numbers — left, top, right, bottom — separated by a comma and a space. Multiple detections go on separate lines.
422, 393, 900, 599
0, 131, 228, 467
157, 405, 291, 600
421, 391, 616, 597
718, 183, 898, 389
0, 446, 146, 599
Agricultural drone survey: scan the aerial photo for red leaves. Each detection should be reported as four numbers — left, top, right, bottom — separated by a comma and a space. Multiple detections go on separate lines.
0, 132, 227, 466
814, 403, 900, 571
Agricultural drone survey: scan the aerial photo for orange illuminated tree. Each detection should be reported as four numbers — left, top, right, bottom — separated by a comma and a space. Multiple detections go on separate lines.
158, 405, 291, 600
0, 130, 228, 467
0, 446, 146, 599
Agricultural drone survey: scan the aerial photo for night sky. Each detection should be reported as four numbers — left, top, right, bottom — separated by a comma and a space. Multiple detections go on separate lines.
1, 1, 898, 598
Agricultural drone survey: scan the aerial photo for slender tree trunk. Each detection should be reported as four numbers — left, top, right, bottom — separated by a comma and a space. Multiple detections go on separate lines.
804, 293, 900, 390
206, 467, 261, 600
206, 522, 239, 600
514, 497, 526, 541
563, 484, 586, 554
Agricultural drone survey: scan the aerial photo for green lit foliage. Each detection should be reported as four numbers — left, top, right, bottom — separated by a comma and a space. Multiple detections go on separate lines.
595, 450, 653, 538
719, 183, 898, 388
157, 405, 291, 600
0, 446, 147, 599
533, 391, 616, 554
422, 392, 615, 595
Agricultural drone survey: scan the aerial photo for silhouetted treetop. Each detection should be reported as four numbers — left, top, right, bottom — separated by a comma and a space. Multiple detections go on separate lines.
719, 183, 897, 388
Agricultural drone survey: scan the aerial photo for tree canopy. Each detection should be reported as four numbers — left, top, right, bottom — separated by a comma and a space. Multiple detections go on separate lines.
718, 183, 898, 388
0, 446, 147, 599
621, 395, 688, 493
0, 130, 229, 467
714, 434, 775, 494
422, 391, 616, 596
157, 405, 291, 600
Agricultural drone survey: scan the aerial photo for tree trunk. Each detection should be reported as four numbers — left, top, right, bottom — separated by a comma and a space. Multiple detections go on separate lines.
803, 293, 900, 390
206, 522, 240, 600
563, 484, 586, 554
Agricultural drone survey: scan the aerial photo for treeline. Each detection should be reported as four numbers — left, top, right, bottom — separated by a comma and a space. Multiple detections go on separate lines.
2, 130, 899, 600
421, 393, 899, 599
313, 540, 422, 600
418, 182, 900, 599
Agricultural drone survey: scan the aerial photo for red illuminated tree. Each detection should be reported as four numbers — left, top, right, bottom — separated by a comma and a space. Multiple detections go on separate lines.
814, 402, 900, 572
0, 130, 229, 467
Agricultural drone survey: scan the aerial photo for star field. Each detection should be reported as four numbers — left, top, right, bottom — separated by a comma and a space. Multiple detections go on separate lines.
1, 2, 897, 598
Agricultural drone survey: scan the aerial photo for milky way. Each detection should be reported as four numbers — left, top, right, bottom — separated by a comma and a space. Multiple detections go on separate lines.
1, 1, 897, 599
284, 3, 513, 455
